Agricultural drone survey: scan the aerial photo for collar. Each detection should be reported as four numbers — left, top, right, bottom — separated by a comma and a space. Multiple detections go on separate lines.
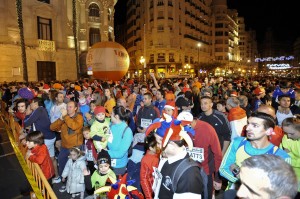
167, 147, 187, 164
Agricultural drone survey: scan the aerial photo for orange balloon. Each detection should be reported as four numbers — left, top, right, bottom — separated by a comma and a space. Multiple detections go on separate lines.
86, 41, 130, 81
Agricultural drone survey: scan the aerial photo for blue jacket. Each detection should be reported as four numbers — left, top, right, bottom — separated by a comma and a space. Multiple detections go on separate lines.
79, 104, 90, 126
44, 100, 54, 118
24, 107, 55, 140
154, 99, 166, 116
133, 94, 143, 116
219, 137, 291, 183
107, 121, 133, 168
272, 86, 295, 100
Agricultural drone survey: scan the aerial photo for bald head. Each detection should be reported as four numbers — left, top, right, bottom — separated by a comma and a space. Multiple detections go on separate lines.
257, 105, 276, 119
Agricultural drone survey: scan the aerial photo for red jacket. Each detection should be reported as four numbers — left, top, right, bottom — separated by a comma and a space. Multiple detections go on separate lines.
28, 144, 55, 180
193, 120, 223, 179
140, 151, 159, 199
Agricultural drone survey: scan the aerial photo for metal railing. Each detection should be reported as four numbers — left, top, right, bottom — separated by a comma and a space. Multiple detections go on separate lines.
0, 100, 57, 199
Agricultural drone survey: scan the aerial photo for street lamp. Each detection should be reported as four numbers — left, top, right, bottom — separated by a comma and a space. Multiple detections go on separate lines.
140, 56, 145, 82
197, 43, 201, 76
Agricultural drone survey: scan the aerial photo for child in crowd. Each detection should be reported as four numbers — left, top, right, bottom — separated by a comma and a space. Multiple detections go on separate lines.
163, 100, 178, 118
26, 131, 55, 185
140, 132, 159, 199
78, 91, 90, 126
90, 106, 110, 152
85, 100, 97, 126
60, 147, 86, 199
82, 126, 97, 175
84, 150, 117, 198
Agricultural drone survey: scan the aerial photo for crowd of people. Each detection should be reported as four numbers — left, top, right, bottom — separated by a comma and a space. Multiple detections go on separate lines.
1, 73, 300, 199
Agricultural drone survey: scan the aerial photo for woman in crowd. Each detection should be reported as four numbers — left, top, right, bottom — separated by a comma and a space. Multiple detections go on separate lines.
106, 105, 133, 175
103, 87, 116, 117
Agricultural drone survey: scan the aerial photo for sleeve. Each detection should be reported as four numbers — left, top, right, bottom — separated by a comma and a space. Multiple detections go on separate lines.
140, 158, 153, 199
28, 150, 46, 165
108, 128, 133, 159
89, 123, 99, 138
87, 117, 95, 126
175, 166, 203, 197
64, 114, 84, 130
84, 175, 93, 190
50, 118, 64, 132
221, 114, 232, 141
62, 159, 71, 178
128, 112, 136, 133
219, 139, 240, 183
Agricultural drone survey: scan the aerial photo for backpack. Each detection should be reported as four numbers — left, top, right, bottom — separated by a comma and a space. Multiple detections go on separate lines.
171, 158, 208, 199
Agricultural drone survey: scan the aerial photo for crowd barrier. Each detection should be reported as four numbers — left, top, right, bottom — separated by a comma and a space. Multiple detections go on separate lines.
0, 100, 57, 199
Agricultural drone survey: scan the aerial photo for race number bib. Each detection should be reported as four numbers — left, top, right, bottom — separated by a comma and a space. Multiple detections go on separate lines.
141, 118, 152, 128
186, 147, 204, 162
111, 159, 116, 167
86, 149, 94, 161
152, 167, 162, 192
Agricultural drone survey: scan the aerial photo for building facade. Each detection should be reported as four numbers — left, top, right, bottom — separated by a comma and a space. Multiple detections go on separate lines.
124, 0, 259, 78
0, 0, 117, 82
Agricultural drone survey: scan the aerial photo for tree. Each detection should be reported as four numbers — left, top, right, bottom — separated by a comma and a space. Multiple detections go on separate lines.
16, 0, 28, 82
72, 0, 80, 79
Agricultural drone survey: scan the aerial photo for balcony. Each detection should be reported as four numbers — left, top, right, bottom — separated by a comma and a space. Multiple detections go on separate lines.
38, 39, 55, 51
88, 16, 100, 23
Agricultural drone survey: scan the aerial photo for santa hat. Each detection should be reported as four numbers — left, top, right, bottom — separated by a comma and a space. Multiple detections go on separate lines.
43, 84, 50, 93
94, 106, 106, 115
182, 87, 191, 93
82, 82, 89, 90
164, 101, 175, 110
253, 87, 264, 96
230, 91, 238, 97
177, 111, 194, 126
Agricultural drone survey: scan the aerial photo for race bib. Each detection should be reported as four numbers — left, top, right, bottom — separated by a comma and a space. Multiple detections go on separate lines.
111, 159, 116, 167
141, 118, 152, 128
186, 147, 204, 162
86, 149, 94, 161
152, 167, 162, 192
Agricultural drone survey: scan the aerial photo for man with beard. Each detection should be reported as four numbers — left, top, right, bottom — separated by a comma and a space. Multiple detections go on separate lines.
219, 112, 290, 191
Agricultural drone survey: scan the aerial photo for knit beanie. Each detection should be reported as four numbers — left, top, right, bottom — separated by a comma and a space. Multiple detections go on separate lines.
97, 150, 111, 165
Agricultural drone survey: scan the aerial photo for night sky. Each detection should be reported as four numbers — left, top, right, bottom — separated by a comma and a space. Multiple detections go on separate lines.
114, 0, 300, 43
227, 0, 300, 43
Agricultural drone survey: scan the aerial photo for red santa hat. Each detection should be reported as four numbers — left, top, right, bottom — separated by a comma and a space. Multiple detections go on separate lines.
253, 87, 264, 96
230, 91, 238, 97
164, 100, 175, 110
43, 84, 50, 93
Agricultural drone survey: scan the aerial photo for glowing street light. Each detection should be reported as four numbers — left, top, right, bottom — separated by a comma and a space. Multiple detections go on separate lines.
197, 43, 201, 76
140, 56, 145, 81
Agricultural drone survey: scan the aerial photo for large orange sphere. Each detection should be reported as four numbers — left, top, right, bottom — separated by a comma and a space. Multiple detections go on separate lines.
86, 41, 130, 81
